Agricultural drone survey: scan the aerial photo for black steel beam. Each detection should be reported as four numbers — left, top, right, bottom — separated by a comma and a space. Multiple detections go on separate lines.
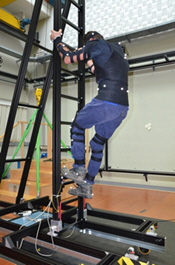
0, 219, 20, 232
61, 206, 77, 219
0, 201, 13, 208
0, 0, 43, 181
128, 51, 175, 64
99, 167, 175, 177
85, 220, 165, 248
0, 196, 49, 217
0, 70, 28, 82
3, 219, 49, 246
1, 50, 175, 87
38, 230, 106, 260
0, 244, 56, 265
136, 220, 155, 233
97, 254, 120, 265
87, 208, 143, 226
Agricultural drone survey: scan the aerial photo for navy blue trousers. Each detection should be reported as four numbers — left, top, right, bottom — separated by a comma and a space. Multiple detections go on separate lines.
71, 98, 128, 183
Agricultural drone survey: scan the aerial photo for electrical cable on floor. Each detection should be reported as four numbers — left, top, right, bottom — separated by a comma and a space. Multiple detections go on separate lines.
34, 200, 57, 257
17, 178, 78, 254
61, 215, 78, 239
17, 199, 56, 256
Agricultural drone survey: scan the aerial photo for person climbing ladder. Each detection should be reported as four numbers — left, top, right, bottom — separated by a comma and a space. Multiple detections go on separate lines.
50, 29, 129, 199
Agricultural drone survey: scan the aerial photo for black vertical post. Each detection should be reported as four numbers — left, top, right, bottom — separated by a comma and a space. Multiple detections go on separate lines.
77, 0, 85, 222
0, 0, 43, 181
52, 0, 62, 220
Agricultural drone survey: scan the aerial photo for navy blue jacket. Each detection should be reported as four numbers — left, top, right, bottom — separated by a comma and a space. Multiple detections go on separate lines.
84, 39, 129, 106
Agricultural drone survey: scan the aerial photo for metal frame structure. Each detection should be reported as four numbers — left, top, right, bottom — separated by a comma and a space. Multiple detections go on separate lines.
0, 1, 168, 264
0, 196, 165, 265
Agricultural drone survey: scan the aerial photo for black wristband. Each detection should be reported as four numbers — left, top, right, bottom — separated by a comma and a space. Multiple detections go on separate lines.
54, 36, 61, 47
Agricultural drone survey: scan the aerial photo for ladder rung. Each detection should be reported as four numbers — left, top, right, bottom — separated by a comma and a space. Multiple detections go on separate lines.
61, 94, 79, 101
69, 0, 81, 9
5, 158, 27, 163
61, 16, 80, 32
18, 103, 39, 109
61, 77, 79, 83
62, 67, 79, 77
61, 148, 71, 152
61, 121, 72, 125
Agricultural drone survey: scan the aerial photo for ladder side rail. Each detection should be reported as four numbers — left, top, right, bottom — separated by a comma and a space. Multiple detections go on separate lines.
51, 0, 85, 219
61, 0, 71, 33
52, 0, 62, 221
69, 0, 81, 9
77, 0, 85, 222
16, 58, 53, 204
0, 0, 43, 181
51, 0, 82, 220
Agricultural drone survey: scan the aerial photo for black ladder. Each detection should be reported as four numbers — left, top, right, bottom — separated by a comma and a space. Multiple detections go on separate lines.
0, 0, 44, 184
0, 0, 85, 221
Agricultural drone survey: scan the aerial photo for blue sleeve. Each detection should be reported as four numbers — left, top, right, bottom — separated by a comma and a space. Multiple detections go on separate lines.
84, 39, 112, 66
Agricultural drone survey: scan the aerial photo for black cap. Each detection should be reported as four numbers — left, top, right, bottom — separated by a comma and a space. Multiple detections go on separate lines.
86, 31, 99, 42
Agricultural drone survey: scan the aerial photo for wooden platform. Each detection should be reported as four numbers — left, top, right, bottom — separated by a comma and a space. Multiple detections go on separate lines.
0, 158, 74, 203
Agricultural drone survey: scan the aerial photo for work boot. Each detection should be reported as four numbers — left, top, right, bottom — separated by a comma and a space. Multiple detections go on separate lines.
61, 166, 86, 185
68, 183, 93, 199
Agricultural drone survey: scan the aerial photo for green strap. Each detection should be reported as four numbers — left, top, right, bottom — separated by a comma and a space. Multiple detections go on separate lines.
2, 109, 38, 179
43, 112, 72, 157
36, 129, 40, 195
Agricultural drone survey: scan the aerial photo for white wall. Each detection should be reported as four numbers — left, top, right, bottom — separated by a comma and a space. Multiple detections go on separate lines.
108, 67, 175, 171
95, 65, 175, 189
